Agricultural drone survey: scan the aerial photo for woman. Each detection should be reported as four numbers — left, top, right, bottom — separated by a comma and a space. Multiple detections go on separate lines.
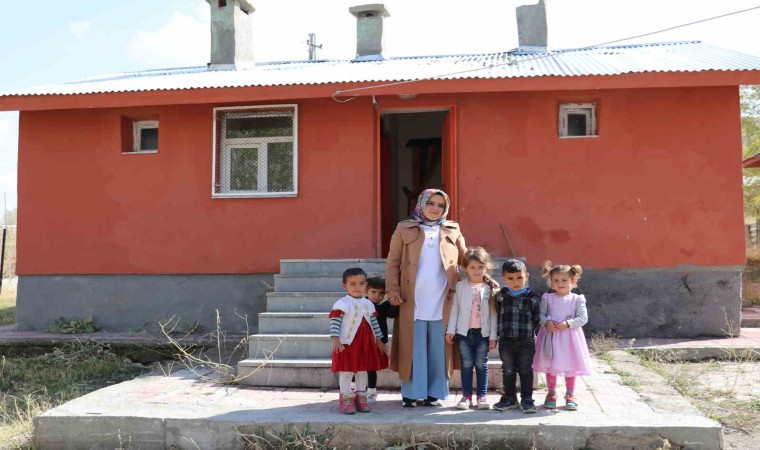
385, 189, 466, 407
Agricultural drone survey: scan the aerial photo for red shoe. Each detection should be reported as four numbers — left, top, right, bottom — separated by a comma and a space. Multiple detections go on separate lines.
355, 392, 371, 412
544, 392, 557, 409
339, 394, 356, 414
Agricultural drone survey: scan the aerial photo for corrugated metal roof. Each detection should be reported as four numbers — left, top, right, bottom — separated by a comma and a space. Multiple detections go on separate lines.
3, 41, 760, 97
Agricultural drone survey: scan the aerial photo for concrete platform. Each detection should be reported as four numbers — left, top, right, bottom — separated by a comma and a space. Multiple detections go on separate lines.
627, 328, 760, 361
33, 357, 723, 450
741, 306, 760, 327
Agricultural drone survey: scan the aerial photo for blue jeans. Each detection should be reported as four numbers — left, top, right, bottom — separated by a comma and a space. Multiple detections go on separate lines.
457, 328, 490, 397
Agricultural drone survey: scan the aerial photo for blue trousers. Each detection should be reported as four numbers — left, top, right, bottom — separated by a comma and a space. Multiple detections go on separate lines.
457, 328, 490, 398
401, 319, 449, 400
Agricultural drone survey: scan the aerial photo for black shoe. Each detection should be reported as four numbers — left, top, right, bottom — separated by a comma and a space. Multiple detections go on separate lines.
422, 396, 442, 407
493, 396, 519, 411
521, 399, 537, 414
402, 397, 416, 408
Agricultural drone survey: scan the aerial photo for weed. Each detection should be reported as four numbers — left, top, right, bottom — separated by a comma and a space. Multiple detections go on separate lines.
240, 424, 335, 450
44, 316, 101, 334
589, 331, 619, 356
160, 309, 281, 385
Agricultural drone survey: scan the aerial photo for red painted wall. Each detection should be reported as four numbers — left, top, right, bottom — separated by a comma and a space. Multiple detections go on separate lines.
17, 86, 745, 274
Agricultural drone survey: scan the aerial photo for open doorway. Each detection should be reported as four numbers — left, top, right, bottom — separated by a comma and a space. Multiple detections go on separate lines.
379, 110, 452, 254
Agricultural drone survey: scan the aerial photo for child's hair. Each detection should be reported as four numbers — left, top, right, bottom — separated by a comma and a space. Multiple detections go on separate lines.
342, 267, 368, 283
463, 246, 493, 271
502, 259, 527, 274
367, 275, 385, 290
541, 260, 583, 281
463, 246, 497, 314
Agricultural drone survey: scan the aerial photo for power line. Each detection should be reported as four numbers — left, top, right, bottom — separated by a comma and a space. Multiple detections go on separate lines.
332, 4, 760, 100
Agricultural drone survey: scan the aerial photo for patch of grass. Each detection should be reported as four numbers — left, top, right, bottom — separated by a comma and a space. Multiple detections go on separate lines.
0, 282, 16, 326
240, 424, 336, 450
0, 341, 148, 447
44, 316, 101, 334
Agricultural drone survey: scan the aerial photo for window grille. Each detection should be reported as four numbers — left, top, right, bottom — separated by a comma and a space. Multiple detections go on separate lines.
559, 103, 596, 137
213, 105, 297, 197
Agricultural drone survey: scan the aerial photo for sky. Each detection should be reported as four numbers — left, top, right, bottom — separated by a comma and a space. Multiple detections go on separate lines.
1, 0, 760, 211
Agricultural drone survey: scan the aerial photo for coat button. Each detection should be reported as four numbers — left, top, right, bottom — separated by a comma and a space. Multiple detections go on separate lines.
449, 260, 453, 264
405, 280, 409, 284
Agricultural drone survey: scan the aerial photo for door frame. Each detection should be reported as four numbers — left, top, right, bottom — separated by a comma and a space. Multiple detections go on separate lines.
373, 104, 458, 257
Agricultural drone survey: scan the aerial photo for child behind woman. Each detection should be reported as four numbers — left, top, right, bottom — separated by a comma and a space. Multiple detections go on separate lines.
446, 247, 498, 410
364, 275, 398, 402
330, 268, 388, 414
532, 261, 593, 411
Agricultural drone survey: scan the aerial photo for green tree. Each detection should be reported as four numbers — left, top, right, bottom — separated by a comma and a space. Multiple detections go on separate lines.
742, 85, 760, 218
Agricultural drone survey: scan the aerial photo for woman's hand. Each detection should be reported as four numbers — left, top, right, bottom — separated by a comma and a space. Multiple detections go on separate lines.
489, 340, 497, 350
555, 321, 570, 332
376, 338, 387, 355
332, 337, 345, 353
389, 295, 405, 306
445, 333, 455, 344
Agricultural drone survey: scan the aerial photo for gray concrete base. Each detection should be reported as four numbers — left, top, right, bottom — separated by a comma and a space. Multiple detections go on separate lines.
16, 274, 274, 333
32, 365, 723, 450
524, 265, 743, 338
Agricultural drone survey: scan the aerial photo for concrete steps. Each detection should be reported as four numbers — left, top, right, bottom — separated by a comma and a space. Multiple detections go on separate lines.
240, 257, 516, 389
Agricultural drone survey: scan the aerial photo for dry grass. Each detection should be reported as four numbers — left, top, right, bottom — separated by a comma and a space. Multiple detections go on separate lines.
0, 281, 17, 326
0, 342, 148, 448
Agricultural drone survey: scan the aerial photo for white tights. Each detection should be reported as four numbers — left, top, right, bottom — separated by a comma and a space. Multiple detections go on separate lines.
339, 371, 367, 395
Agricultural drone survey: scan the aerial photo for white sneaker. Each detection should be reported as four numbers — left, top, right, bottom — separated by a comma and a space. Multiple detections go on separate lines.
477, 396, 490, 410
366, 390, 377, 404
456, 396, 472, 410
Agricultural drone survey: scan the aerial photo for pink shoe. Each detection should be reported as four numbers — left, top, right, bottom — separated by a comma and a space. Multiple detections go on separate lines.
355, 392, 371, 412
339, 394, 356, 414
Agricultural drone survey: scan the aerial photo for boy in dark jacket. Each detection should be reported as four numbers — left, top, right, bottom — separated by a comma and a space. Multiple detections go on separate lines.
365, 275, 398, 402
493, 259, 541, 413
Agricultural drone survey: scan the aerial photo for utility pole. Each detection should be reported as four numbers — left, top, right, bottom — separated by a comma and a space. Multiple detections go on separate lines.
306, 33, 322, 60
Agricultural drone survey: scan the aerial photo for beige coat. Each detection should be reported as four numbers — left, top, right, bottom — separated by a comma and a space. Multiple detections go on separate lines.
385, 220, 467, 382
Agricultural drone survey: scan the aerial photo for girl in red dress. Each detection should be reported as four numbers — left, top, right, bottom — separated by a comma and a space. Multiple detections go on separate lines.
330, 268, 389, 414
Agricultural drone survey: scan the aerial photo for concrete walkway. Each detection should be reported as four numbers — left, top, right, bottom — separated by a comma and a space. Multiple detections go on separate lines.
628, 328, 760, 361
33, 356, 722, 450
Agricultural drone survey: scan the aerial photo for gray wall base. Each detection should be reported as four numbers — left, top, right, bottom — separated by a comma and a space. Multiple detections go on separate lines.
16, 274, 274, 333
524, 265, 742, 338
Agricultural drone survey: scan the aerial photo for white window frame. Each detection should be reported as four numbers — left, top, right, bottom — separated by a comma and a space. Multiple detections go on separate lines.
212, 104, 298, 198
559, 103, 597, 138
127, 120, 159, 154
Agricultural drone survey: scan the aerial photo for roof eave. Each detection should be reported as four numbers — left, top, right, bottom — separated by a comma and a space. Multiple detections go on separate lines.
2, 70, 760, 112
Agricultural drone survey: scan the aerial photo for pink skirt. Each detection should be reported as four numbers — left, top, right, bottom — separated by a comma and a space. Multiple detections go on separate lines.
533, 326, 593, 376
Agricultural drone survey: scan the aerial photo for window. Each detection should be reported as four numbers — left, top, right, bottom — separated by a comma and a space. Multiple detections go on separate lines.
131, 120, 159, 153
213, 105, 297, 197
559, 103, 596, 137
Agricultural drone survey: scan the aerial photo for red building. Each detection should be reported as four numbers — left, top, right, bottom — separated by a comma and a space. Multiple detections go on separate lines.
1, 2, 759, 337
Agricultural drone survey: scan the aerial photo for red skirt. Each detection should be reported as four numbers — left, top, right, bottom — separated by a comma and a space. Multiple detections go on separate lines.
332, 319, 389, 373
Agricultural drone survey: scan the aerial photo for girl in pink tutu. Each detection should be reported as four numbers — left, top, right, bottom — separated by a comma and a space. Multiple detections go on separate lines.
532, 261, 593, 411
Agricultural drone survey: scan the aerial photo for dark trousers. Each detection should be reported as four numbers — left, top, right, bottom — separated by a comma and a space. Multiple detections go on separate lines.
498, 337, 535, 401
352, 371, 378, 389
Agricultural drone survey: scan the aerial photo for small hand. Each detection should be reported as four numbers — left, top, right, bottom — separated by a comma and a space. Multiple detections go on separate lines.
555, 321, 570, 331
545, 321, 557, 332
332, 338, 345, 353
445, 333, 455, 344
376, 338, 387, 355
489, 340, 497, 351
390, 295, 404, 306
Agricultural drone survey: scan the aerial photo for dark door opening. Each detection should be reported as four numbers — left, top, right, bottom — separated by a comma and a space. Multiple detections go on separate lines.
380, 110, 449, 255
